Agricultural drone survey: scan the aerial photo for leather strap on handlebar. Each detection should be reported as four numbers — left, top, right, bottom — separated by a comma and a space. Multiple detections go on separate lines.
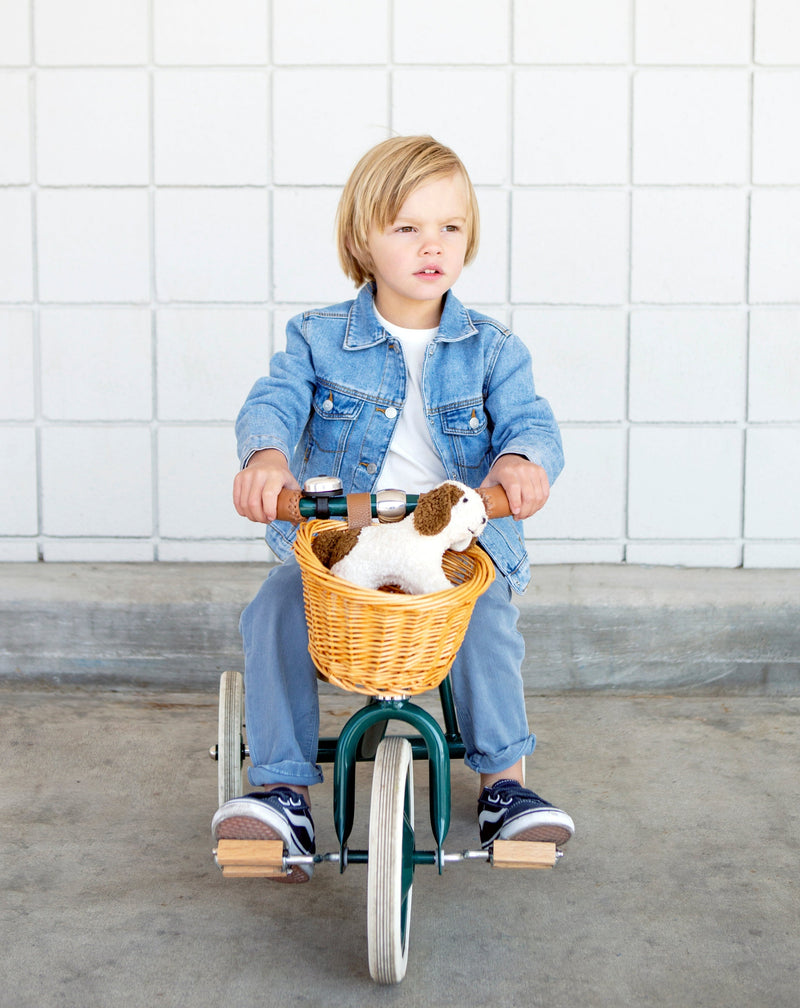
346, 493, 372, 529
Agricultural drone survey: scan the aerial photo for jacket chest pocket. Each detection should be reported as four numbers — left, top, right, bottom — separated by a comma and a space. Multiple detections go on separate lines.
439, 402, 490, 470
308, 387, 365, 457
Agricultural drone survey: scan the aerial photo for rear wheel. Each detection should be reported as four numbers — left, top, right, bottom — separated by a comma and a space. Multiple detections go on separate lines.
218, 670, 245, 806
367, 737, 415, 984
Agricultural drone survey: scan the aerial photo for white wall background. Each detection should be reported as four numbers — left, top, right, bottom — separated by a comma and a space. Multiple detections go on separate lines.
1, 0, 799, 567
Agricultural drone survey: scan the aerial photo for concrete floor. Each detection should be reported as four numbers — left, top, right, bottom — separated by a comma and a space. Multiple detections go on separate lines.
2, 685, 798, 1007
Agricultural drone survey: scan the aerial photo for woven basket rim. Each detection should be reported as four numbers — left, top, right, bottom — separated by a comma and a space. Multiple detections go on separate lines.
294, 518, 494, 604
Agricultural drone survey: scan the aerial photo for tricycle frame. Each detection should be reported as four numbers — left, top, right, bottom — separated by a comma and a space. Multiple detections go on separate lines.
212, 480, 562, 984
327, 681, 463, 874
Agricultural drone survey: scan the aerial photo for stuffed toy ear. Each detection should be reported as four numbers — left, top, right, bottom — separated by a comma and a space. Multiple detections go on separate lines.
412, 482, 463, 536
311, 527, 360, 568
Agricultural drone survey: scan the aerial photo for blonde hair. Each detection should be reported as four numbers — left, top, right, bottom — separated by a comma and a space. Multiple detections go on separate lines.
336, 135, 480, 288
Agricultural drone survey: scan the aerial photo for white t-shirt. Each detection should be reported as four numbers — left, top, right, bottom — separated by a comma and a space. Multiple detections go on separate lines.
374, 310, 448, 494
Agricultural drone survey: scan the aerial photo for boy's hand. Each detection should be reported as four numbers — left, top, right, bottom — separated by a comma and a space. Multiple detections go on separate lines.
479, 454, 550, 521
233, 449, 300, 524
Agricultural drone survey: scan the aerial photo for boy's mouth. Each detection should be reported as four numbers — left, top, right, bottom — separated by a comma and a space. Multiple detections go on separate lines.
415, 267, 443, 276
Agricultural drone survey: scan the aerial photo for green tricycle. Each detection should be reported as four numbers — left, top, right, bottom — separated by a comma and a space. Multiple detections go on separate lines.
211, 478, 563, 985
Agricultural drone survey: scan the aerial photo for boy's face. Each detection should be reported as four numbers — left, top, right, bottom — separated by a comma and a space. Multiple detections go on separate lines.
365, 172, 469, 328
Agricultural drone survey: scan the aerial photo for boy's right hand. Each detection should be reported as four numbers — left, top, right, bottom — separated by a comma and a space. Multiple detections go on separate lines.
233, 449, 300, 524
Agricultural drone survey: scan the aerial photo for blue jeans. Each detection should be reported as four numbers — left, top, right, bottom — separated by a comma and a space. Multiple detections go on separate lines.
240, 554, 536, 788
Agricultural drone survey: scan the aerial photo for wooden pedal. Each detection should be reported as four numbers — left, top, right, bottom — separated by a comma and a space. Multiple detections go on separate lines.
492, 840, 558, 869
214, 839, 286, 878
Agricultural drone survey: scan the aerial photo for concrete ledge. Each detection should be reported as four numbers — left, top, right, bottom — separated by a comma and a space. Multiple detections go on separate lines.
1, 563, 799, 694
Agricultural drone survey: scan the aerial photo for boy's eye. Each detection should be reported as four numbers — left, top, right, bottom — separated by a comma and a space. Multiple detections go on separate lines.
395, 225, 415, 233
443, 224, 460, 232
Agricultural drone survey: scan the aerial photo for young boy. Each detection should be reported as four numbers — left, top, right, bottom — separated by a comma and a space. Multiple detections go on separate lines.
212, 136, 574, 881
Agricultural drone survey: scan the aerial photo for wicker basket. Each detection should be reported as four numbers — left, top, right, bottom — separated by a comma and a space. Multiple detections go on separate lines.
294, 519, 495, 697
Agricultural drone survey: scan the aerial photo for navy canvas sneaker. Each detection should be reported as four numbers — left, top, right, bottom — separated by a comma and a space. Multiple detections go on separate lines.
478, 779, 575, 850
212, 788, 316, 883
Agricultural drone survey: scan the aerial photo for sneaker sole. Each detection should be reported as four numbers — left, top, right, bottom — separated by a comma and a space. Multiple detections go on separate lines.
214, 814, 312, 883
500, 811, 574, 847
503, 821, 573, 846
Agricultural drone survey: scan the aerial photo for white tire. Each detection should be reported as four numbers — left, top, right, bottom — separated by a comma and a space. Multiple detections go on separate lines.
367, 737, 415, 984
218, 670, 245, 807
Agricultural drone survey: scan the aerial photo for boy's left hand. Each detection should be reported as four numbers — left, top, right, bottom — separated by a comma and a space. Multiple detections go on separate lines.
479, 454, 550, 521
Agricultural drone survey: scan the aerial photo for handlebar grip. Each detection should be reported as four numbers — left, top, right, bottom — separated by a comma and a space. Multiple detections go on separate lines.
478, 484, 511, 520
275, 488, 303, 524
273, 483, 511, 524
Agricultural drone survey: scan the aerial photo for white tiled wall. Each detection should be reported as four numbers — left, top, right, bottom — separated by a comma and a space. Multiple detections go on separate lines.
2, 0, 799, 567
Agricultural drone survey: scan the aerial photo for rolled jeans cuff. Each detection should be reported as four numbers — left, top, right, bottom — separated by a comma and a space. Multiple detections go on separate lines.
463, 733, 536, 776
248, 760, 324, 788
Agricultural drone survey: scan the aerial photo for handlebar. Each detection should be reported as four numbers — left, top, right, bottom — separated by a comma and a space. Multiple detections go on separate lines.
274, 482, 511, 525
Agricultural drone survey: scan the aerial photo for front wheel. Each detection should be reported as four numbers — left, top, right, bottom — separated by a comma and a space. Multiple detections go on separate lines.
367, 737, 415, 984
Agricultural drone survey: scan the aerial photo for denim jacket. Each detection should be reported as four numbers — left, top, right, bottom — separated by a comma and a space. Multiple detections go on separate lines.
236, 284, 563, 593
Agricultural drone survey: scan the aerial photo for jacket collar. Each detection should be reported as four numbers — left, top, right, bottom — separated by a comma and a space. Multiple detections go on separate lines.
343, 284, 478, 349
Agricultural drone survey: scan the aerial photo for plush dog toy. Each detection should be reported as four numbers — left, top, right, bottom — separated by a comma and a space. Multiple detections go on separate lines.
311, 480, 488, 595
